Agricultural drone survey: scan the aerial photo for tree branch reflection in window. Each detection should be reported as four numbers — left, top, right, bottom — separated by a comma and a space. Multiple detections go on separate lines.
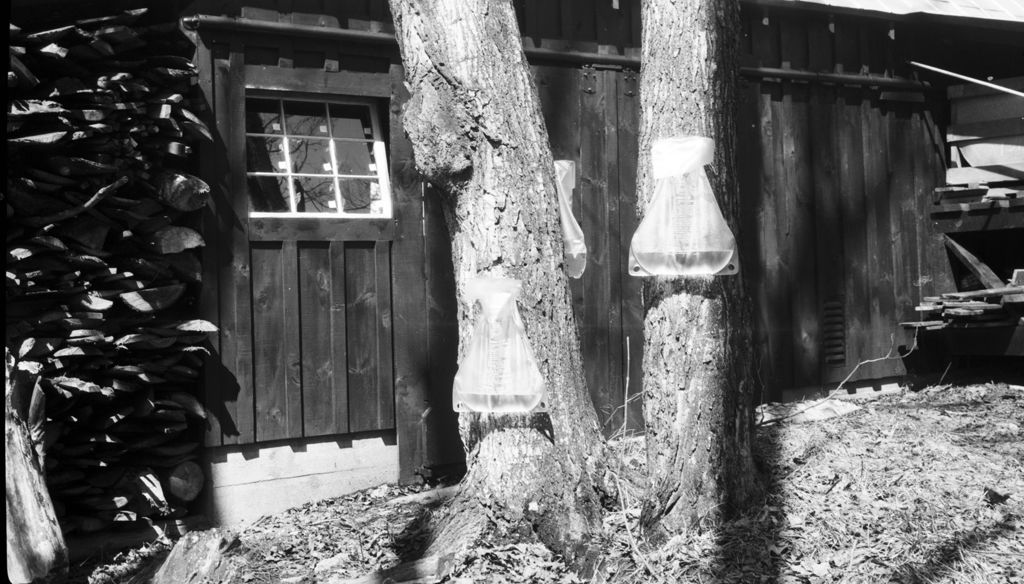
244, 97, 390, 218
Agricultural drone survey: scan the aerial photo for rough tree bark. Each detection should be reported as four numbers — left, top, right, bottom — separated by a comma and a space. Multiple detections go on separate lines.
636, 0, 760, 538
6, 348, 68, 584
387, 0, 608, 562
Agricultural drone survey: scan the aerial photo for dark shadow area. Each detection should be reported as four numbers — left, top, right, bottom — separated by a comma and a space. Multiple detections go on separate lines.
390, 497, 452, 563
707, 40, 787, 583
888, 520, 1017, 583
422, 185, 468, 475
201, 345, 242, 439
905, 350, 1024, 390
708, 422, 785, 584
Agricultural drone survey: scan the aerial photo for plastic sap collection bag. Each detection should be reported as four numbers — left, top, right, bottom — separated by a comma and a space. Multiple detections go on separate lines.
628, 137, 738, 277
452, 277, 546, 414
555, 160, 586, 279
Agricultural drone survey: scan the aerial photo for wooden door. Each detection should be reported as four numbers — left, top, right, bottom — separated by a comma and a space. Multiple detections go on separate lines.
200, 50, 398, 445
534, 65, 645, 436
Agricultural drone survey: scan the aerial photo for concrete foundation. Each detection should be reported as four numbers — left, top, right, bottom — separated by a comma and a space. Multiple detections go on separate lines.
202, 431, 399, 526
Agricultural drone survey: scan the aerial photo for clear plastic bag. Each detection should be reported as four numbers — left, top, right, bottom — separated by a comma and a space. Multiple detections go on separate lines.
555, 160, 587, 279
628, 137, 738, 277
452, 277, 546, 413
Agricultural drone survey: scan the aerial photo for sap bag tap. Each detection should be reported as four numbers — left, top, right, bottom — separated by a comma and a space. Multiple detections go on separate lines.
555, 160, 587, 279
452, 277, 546, 414
628, 137, 738, 277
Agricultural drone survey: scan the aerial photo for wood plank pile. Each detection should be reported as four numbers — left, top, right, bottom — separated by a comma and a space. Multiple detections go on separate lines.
938, 76, 1024, 204
907, 288, 1024, 331
6, 8, 214, 536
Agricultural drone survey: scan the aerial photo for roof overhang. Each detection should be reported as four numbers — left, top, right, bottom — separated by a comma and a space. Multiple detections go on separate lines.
744, 0, 1024, 32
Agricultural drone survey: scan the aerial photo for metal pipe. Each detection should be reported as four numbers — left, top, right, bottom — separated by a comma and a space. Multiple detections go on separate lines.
181, 14, 641, 68
523, 46, 640, 68
741, 66, 930, 91
181, 14, 397, 45
180, 14, 931, 91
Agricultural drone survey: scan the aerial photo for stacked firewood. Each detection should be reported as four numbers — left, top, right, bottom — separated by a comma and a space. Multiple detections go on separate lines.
7, 9, 213, 535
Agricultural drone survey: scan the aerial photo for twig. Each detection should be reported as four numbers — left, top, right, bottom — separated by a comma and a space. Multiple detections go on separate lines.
833, 327, 920, 394
607, 392, 646, 441
388, 485, 458, 507
938, 361, 953, 386
23, 175, 129, 227
623, 335, 630, 433
757, 398, 840, 426
610, 471, 664, 584
607, 336, 639, 442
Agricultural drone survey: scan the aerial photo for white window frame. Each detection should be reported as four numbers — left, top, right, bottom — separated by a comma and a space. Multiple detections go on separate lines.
245, 93, 393, 219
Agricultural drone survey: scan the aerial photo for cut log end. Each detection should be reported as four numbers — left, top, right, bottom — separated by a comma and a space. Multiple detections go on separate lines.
162, 460, 205, 502
118, 284, 186, 312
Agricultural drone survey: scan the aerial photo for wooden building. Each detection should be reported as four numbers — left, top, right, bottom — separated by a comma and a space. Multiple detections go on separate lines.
11, 0, 1022, 526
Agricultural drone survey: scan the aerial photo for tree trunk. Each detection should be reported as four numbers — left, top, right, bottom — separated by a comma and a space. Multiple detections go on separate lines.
636, 0, 760, 538
6, 349, 68, 584
387, 0, 608, 562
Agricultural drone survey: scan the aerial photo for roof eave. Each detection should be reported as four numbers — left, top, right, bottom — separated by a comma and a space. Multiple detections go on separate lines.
742, 0, 1024, 33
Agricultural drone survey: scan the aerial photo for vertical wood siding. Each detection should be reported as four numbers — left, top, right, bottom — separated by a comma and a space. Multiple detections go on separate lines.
738, 11, 953, 396
534, 65, 646, 436
197, 2, 962, 465
199, 41, 398, 446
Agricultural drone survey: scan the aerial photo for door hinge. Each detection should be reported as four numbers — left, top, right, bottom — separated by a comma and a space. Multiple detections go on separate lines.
582, 65, 597, 94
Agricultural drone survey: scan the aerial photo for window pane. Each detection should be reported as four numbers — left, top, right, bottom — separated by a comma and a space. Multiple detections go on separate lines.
334, 140, 376, 175
293, 176, 337, 213
248, 175, 291, 212
246, 99, 282, 134
246, 137, 286, 173
287, 138, 332, 174
284, 101, 329, 136
339, 180, 383, 214
329, 104, 374, 140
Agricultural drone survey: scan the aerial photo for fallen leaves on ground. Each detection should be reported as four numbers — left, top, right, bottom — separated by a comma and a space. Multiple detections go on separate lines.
69, 382, 1023, 584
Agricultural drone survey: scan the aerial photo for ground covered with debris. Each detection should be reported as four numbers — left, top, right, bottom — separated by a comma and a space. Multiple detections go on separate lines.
70, 382, 1023, 584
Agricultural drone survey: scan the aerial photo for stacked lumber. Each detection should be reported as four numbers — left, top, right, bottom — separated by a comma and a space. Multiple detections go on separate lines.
939, 76, 1024, 204
6, 9, 214, 536
903, 247, 1023, 334
906, 290, 1022, 331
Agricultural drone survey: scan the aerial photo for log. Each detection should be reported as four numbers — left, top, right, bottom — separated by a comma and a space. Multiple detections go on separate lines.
49, 156, 118, 176
151, 529, 244, 584
160, 391, 207, 419
164, 251, 202, 283
118, 284, 186, 312
62, 217, 111, 250
8, 100, 66, 117
177, 108, 212, 142
6, 349, 68, 584
155, 173, 210, 211
22, 177, 128, 228
75, 8, 149, 29
160, 460, 204, 502
7, 184, 72, 217
10, 12, 211, 542
146, 226, 204, 254
10, 131, 68, 145
9, 54, 39, 88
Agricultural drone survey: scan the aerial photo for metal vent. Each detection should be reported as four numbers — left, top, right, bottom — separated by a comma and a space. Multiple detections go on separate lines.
822, 299, 846, 366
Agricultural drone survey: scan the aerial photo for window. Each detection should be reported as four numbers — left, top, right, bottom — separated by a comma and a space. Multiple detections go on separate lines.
245, 96, 392, 218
